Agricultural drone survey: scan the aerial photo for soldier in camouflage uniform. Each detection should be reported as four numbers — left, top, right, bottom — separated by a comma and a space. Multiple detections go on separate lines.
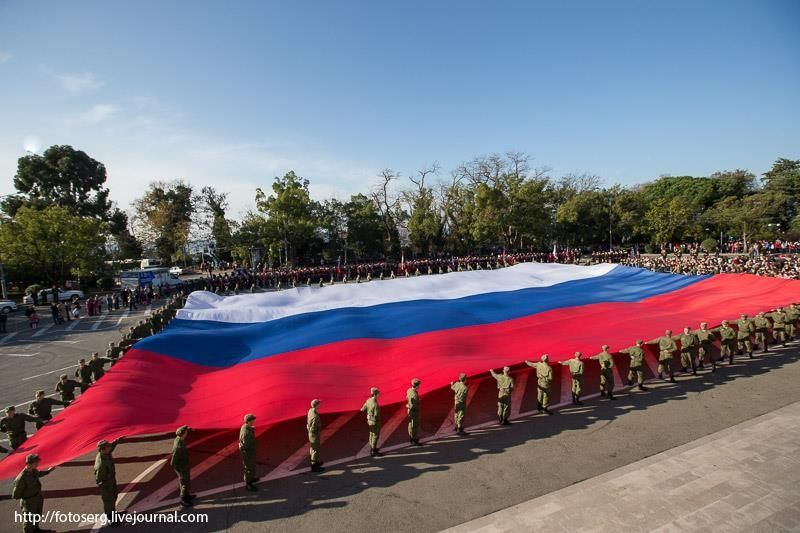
12, 454, 54, 533
718, 320, 737, 364
753, 312, 771, 353
75, 358, 93, 393
307, 399, 324, 472
94, 437, 125, 525
239, 414, 258, 491
657, 330, 677, 382
89, 352, 112, 382
1, 406, 40, 450
559, 352, 584, 405
622, 340, 648, 390
28, 390, 69, 429
694, 322, 716, 371
769, 307, 788, 347
524, 355, 554, 414
679, 326, 698, 375
450, 373, 469, 434
361, 388, 382, 457
590, 345, 616, 400
785, 303, 800, 341
489, 367, 515, 425
406, 378, 422, 445
736, 314, 754, 358
55, 374, 81, 403
171, 425, 194, 507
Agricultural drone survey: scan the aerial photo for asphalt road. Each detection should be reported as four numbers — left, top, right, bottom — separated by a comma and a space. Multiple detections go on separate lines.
0, 301, 165, 446
0, 312, 799, 532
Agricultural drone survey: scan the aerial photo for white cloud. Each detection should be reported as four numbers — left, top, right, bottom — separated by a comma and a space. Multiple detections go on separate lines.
52, 70, 104, 93
0, 51, 12, 64
80, 104, 118, 123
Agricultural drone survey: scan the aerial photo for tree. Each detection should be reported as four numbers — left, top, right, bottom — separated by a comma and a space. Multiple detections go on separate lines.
132, 180, 194, 264
0, 206, 106, 285
2, 145, 111, 219
404, 164, 443, 256
644, 197, 697, 246
255, 171, 319, 267
108, 207, 142, 259
195, 186, 234, 261
706, 191, 791, 249
369, 169, 404, 258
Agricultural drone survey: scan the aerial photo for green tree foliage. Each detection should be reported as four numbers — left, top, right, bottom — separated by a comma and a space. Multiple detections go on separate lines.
132, 180, 194, 264
0, 206, 106, 285
107, 208, 143, 259
255, 171, 319, 267
2, 145, 111, 219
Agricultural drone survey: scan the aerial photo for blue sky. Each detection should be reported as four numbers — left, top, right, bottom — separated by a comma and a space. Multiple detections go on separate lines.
0, 0, 797, 217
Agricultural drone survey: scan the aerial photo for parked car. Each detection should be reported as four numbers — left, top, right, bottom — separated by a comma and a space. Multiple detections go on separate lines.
0, 299, 17, 314
22, 288, 85, 305
169, 266, 183, 276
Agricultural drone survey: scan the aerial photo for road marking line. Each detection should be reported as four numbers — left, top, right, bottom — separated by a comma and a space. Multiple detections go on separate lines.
4, 352, 40, 357
355, 402, 410, 459
65, 319, 81, 331
510, 370, 531, 417
127, 429, 232, 512
23, 364, 78, 381
86, 458, 170, 531
31, 325, 52, 338
270, 412, 357, 477
90, 316, 106, 331
116, 311, 130, 326
560, 367, 573, 404
127, 365, 734, 514
0, 332, 18, 345
436, 381, 480, 437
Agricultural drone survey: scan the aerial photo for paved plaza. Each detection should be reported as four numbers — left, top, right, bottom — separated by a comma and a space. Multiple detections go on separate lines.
445, 401, 800, 533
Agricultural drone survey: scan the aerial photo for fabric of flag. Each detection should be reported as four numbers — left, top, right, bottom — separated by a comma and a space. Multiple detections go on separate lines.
1, 263, 799, 478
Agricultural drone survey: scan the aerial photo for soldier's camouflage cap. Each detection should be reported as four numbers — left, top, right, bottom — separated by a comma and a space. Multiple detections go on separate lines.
458, 373, 467, 380
25, 454, 40, 464
59, 374, 68, 380
35, 390, 45, 396
4, 405, 15, 412
176, 425, 191, 436
244, 413, 256, 422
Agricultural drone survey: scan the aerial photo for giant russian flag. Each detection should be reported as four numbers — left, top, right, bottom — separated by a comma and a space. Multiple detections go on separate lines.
1, 263, 799, 478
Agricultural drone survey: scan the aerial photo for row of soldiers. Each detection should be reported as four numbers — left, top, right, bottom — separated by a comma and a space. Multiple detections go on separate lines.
0, 296, 187, 459
10, 305, 798, 529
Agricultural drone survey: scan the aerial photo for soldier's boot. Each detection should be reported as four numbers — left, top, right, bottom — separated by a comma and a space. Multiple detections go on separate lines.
413, 438, 422, 446
681, 366, 688, 373
749, 351, 754, 359
627, 379, 633, 386
311, 462, 325, 473
600, 390, 606, 397
245, 481, 258, 492
502, 418, 512, 426
542, 406, 552, 415
575, 394, 584, 406
729, 354, 734, 365
536, 401, 543, 413
371, 447, 383, 457
607, 393, 616, 401
638, 384, 648, 391
658, 371, 663, 380
669, 375, 677, 383
180, 497, 194, 507
570, 393, 576, 405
